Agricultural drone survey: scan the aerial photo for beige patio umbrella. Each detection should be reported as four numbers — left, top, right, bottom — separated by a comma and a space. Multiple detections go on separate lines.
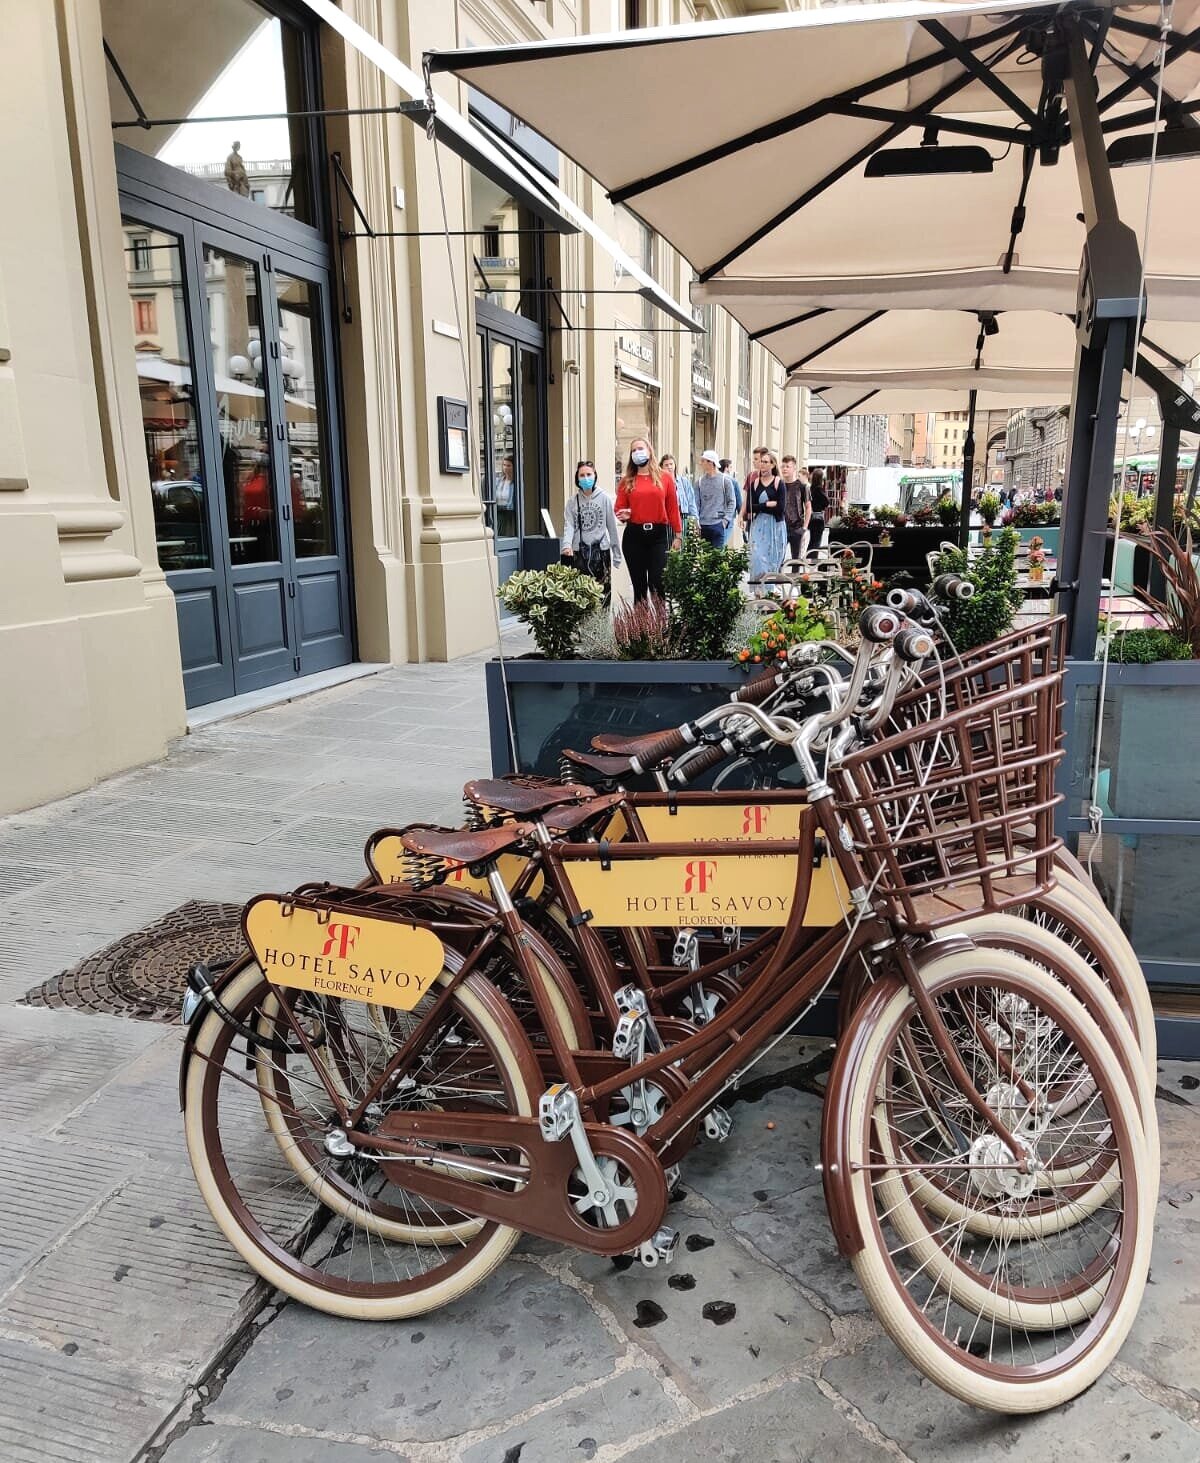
426, 0, 1200, 317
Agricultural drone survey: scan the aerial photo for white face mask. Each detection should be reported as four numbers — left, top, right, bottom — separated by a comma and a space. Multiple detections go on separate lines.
631, 449, 650, 467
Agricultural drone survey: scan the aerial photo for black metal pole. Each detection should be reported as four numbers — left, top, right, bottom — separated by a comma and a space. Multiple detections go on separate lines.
1148, 418, 1180, 597
958, 389, 978, 550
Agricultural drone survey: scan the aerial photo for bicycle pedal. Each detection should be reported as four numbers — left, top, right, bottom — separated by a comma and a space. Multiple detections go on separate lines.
702, 1106, 733, 1143
672, 929, 700, 971
611, 1010, 645, 1061
614, 984, 649, 1016
633, 1225, 678, 1268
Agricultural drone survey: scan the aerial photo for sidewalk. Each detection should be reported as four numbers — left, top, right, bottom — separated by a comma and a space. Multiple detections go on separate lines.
0, 652, 1198, 1462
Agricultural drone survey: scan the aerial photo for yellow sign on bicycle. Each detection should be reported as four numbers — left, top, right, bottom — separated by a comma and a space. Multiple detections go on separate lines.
633, 801, 808, 843
244, 897, 444, 1010
564, 852, 847, 928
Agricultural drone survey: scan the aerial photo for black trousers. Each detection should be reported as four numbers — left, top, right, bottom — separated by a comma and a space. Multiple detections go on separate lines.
808, 515, 825, 550
786, 526, 805, 560
623, 522, 670, 601
562, 544, 612, 606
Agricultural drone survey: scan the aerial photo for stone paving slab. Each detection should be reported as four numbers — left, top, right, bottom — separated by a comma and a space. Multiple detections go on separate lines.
568, 1211, 833, 1407
0, 1137, 134, 1289
0, 1006, 163, 1138
207, 1264, 624, 1447
458, 1367, 681, 1463
0, 1337, 178, 1463
684, 1085, 823, 1214
618, 1378, 891, 1463
160, 1423, 404, 1461
0, 1161, 261, 1378
823, 1336, 1200, 1462
731, 1181, 873, 1318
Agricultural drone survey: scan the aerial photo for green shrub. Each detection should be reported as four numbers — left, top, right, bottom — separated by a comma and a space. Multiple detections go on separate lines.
977, 490, 1001, 526
933, 527, 1022, 651
496, 564, 604, 660
1101, 626, 1191, 663
935, 494, 960, 529
662, 534, 748, 661
874, 503, 902, 526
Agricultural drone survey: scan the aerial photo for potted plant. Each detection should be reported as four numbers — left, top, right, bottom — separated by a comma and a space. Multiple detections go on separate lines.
978, 490, 1001, 544
935, 493, 960, 531
733, 596, 830, 670
838, 505, 872, 531
1027, 535, 1046, 583
874, 503, 901, 546
497, 564, 605, 659
486, 539, 757, 776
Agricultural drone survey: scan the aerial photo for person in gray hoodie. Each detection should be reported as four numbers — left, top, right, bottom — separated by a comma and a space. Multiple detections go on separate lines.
561, 459, 622, 605
694, 450, 737, 547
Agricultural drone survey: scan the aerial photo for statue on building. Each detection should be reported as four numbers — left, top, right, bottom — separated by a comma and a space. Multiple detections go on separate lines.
224, 142, 250, 197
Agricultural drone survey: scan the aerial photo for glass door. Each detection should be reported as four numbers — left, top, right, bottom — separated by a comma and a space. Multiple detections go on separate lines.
122, 200, 352, 705
478, 329, 522, 584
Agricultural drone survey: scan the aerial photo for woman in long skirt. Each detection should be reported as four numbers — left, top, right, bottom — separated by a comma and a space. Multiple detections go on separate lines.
742, 449, 788, 577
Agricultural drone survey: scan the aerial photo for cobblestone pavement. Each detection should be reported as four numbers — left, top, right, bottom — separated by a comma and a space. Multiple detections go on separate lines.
0, 651, 1198, 1462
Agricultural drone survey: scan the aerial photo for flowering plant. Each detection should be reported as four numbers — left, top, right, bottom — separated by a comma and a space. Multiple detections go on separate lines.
733, 597, 830, 670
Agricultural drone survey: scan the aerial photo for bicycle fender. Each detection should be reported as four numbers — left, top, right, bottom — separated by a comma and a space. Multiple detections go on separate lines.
820, 973, 904, 1259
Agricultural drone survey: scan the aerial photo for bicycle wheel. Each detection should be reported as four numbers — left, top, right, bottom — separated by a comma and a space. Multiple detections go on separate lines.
184, 959, 539, 1319
1019, 879, 1156, 1076
839, 949, 1153, 1412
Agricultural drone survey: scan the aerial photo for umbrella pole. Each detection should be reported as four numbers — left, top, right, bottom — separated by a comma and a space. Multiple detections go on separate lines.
1148, 417, 1179, 598
957, 388, 978, 551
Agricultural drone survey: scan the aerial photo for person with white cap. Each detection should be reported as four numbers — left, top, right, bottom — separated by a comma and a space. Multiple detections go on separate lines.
695, 450, 737, 548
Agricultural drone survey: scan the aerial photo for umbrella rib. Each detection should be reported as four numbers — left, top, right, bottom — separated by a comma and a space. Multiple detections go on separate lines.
830, 389, 880, 419
750, 307, 828, 342
786, 310, 886, 374
920, 19, 1041, 130
609, 12, 1036, 207
1096, 23, 1200, 115
699, 36, 1023, 284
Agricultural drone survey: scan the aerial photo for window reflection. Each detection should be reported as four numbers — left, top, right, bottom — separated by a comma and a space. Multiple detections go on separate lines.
490, 341, 519, 542
123, 222, 210, 572
205, 245, 280, 565
102, 0, 313, 224
276, 273, 333, 558
470, 172, 543, 321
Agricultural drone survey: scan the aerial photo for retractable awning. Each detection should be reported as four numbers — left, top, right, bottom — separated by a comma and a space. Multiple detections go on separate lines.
804, 371, 1075, 417
299, 0, 695, 328
426, 0, 1200, 316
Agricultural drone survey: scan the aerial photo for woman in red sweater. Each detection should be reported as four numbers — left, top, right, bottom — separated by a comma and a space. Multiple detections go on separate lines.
614, 437, 681, 602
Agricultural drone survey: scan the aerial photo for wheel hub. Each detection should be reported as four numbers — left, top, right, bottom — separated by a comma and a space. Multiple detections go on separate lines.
968, 1133, 1038, 1201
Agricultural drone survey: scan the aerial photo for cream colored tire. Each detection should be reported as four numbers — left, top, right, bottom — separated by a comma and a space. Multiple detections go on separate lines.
844, 950, 1154, 1412
184, 965, 536, 1320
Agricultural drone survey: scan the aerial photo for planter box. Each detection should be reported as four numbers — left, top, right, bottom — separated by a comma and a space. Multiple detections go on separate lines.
1012, 525, 1061, 553
485, 657, 752, 778
1061, 657, 1200, 1057
827, 524, 953, 581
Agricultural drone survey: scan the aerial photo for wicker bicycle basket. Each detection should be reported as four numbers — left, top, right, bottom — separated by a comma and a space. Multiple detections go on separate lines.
833, 672, 1064, 931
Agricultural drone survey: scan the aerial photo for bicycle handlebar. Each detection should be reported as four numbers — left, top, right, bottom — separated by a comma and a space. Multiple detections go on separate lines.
732, 668, 784, 705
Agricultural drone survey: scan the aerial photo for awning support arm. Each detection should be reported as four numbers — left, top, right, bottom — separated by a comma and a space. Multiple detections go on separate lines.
830, 390, 879, 420
699, 36, 1022, 283
608, 11, 1037, 206
1002, 145, 1037, 274
103, 42, 149, 129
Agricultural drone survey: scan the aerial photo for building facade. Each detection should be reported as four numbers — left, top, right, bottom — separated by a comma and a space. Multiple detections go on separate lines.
1, 0, 803, 815
805, 398, 890, 500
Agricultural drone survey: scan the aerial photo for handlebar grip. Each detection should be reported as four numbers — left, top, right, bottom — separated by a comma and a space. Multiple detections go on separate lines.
732, 670, 781, 705
670, 740, 728, 782
932, 572, 975, 602
859, 605, 903, 643
886, 587, 921, 613
895, 626, 936, 663
626, 724, 693, 767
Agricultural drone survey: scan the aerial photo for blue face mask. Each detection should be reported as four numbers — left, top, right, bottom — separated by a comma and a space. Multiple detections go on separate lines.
631, 449, 650, 467
578, 477, 596, 491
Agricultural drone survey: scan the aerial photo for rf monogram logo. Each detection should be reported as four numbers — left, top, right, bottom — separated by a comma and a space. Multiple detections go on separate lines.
742, 805, 769, 835
320, 923, 361, 960
683, 859, 717, 894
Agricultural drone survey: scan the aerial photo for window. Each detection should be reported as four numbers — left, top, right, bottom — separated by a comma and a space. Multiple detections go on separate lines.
624, 0, 646, 27
133, 296, 157, 333
101, 0, 318, 225
132, 236, 151, 272
614, 206, 658, 374
737, 328, 752, 410
470, 173, 544, 322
